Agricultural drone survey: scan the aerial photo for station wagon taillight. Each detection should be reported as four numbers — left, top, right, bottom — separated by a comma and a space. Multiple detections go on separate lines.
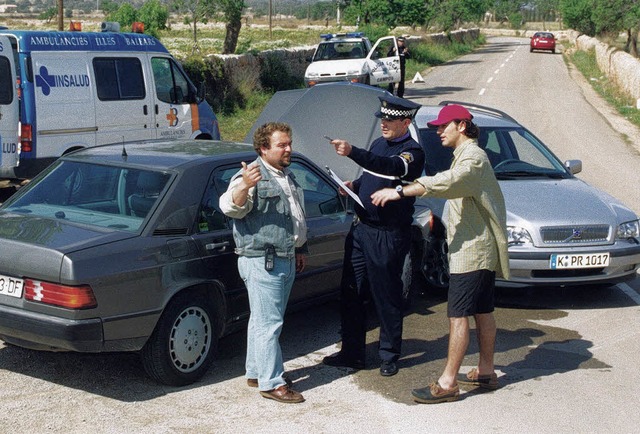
24, 279, 97, 309
19, 123, 33, 152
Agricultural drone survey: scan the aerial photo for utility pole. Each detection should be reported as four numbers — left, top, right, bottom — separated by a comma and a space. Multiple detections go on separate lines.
269, 0, 272, 39
57, 0, 64, 31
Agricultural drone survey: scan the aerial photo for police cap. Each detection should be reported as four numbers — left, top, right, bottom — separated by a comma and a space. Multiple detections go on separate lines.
374, 94, 420, 120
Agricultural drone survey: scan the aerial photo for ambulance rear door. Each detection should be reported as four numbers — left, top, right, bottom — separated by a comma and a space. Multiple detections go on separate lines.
149, 56, 201, 140
0, 35, 20, 178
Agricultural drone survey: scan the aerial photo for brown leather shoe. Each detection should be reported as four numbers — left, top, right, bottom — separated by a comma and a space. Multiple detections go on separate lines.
247, 376, 292, 388
259, 385, 305, 403
456, 368, 499, 390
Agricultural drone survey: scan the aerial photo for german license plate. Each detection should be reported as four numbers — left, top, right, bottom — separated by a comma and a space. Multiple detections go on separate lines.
550, 253, 610, 269
0, 274, 24, 298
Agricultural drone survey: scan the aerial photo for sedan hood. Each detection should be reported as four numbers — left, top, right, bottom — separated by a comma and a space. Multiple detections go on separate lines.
305, 58, 366, 76
501, 177, 637, 230
247, 82, 388, 181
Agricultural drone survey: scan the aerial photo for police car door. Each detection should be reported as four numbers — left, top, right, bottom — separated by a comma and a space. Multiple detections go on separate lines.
150, 56, 199, 140
0, 35, 20, 177
365, 36, 401, 86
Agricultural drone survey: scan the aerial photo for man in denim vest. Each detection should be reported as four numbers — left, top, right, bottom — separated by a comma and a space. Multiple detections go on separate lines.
220, 122, 308, 404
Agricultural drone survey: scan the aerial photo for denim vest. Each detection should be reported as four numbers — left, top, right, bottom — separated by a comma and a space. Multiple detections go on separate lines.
232, 158, 308, 258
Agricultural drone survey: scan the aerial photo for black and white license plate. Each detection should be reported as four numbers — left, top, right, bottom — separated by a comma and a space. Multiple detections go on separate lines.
550, 253, 610, 269
0, 274, 24, 298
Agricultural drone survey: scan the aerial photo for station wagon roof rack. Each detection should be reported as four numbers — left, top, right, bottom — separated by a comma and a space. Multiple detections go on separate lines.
438, 100, 517, 123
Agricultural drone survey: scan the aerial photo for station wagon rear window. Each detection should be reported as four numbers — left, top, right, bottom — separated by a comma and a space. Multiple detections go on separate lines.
93, 57, 145, 101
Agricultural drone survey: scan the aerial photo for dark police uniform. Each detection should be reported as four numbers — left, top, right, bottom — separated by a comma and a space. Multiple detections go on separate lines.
387, 37, 410, 98
334, 95, 424, 371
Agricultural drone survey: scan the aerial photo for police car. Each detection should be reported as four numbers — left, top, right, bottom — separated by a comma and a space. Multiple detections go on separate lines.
304, 32, 401, 87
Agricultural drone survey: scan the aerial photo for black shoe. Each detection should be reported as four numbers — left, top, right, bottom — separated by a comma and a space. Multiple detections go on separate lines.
322, 352, 365, 369
380, 360, 398, 376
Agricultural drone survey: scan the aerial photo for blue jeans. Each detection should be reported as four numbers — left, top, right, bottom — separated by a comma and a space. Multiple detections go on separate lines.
238, 255, 295, 391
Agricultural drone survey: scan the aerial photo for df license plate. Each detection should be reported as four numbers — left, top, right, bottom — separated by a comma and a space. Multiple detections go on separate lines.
0, 274, 24, 298
550, 253, 610, 269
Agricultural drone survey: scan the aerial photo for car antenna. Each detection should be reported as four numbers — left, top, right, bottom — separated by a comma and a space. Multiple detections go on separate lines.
121, 137, 128, 160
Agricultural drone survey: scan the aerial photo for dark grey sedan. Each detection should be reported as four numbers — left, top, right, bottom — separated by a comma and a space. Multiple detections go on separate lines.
0, 140, 351, 385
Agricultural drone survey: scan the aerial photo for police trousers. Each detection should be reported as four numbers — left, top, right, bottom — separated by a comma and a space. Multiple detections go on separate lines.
339, 220, 411, 363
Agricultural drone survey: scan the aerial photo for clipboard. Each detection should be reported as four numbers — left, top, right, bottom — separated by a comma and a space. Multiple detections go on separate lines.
326, 166, 364, 208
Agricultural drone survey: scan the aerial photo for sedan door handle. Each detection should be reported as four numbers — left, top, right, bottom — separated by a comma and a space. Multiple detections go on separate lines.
206, 241, 231, 252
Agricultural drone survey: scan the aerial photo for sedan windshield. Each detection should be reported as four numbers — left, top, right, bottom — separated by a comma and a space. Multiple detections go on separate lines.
2, 161, 171, 232
419, 127, 569, 178
313, 41, 367, 61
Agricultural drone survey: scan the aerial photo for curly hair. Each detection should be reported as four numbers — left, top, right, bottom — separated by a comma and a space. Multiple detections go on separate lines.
252, 122, 292, 154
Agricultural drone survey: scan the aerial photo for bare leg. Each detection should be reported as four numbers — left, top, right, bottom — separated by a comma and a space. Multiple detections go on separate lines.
474, 312, 496, 375
438, 316, 469, 389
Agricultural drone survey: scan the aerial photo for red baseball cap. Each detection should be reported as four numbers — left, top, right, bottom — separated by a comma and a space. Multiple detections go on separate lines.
427, 104, 473, 127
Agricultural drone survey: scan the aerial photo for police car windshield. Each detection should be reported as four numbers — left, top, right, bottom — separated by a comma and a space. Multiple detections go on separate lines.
313, 41, 367, 61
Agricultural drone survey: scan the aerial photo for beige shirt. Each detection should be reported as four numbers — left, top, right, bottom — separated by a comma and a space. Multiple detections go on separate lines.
219, 158, 307, 248
415, 139, 510, 279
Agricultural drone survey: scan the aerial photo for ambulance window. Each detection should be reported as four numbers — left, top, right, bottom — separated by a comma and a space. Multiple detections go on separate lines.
151, 57, 190, 105
0, 57, 12, 104
93, 57, 145, 101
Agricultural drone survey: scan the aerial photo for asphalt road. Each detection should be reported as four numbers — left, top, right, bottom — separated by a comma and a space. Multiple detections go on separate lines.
1, 36, 640, 433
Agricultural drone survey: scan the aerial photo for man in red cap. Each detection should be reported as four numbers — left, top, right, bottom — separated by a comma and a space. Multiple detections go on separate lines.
371, 104, 510, 404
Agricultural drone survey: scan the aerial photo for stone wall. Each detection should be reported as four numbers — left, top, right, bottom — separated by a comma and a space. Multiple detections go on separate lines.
572, 33, 640, 101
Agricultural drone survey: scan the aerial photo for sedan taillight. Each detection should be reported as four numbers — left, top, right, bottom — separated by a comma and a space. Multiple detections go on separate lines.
24, 279, 97, 309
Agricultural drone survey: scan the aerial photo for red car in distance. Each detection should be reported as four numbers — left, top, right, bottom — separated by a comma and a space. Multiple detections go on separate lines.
530, 32, 556, 54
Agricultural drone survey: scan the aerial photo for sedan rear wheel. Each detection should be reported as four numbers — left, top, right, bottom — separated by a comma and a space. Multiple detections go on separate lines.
141, 292, 217, 386
420, 235, 450, 291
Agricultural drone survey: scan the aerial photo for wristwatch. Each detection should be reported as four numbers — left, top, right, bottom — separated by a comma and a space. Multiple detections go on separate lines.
395, 185, 405, 198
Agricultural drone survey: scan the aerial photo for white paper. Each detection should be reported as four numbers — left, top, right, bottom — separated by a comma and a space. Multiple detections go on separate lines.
326, 166, 364, 208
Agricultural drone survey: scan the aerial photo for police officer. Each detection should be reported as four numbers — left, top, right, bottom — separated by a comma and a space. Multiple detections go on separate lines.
387, 36, 410, 98
323, 95, 425, 376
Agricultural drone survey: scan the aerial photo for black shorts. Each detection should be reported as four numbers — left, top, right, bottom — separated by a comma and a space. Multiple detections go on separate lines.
447, 269, 496, 318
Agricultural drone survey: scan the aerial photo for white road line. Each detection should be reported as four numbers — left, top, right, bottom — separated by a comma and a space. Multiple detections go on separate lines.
617, 282, 640, 305
479, 88, 486, 96
494, 69, 500, 74
487, 77, 493, 83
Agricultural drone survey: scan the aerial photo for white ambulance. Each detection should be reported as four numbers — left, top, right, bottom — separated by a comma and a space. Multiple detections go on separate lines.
0, 27, 220, 183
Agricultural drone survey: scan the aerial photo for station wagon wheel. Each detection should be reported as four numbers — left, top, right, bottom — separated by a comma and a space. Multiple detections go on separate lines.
420, 235, 450, 291
141, 292, 218, 386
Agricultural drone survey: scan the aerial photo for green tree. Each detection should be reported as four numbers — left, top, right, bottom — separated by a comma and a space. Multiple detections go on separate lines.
107, 3, 138, 30
38, 7, 58, 23
138, 0, 169, 38
435, 0, 486, 32
216, 0, 246, 54
559, 0, 595, 35
534, 0, 560, 30
172, 0, 216, 53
